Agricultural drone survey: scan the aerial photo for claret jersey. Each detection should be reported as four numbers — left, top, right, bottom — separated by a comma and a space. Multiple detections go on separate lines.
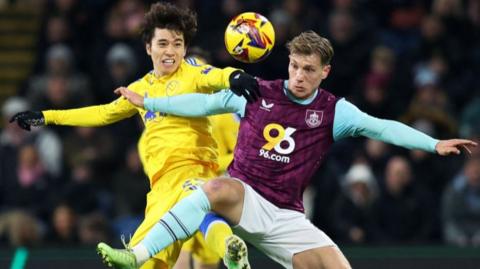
228, 79, 338, 212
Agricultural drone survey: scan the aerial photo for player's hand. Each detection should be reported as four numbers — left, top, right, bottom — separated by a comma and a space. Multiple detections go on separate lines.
435, 139, 478, 156
9, 111, 45, 131
114, 87, 144, 107
229, 70, 260, 103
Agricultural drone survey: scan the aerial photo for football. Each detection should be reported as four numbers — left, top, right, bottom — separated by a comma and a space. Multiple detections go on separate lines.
224, 12, 275, 63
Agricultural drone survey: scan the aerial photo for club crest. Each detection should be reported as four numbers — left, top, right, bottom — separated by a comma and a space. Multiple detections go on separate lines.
305, 110, 323, 128
166, 80, 180, 96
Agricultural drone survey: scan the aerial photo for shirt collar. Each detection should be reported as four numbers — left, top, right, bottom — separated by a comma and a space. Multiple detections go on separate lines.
283, 80, 318, 105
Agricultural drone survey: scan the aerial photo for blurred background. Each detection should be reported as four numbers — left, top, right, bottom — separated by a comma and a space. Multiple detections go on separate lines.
0, 0, 479, 268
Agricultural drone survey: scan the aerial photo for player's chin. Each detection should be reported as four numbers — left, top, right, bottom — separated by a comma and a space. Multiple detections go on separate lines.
292, 89, 309, 99
160, 64, 176, 72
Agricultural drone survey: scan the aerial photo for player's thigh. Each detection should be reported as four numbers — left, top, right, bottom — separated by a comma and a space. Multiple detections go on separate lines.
132, 163, 217, 244
129, 183, 183, 244
130, 189, 184, 268
129, 181, 192, 264
132, 164, 218, 267
172, 250, 191, 269
233, 185, 342, 269
174, 233, 219, 269
170, 219, 220, 269
292, 246, 351, 269
188, 232, 220, 268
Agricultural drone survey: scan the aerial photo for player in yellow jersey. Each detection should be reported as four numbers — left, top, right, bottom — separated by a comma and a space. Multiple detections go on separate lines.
137, 111, 239, 269
10, 3, 259, 269
168, 50, 241, 269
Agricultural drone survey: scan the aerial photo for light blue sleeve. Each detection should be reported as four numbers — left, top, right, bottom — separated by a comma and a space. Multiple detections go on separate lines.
333, 98, 439, 153
144, 90, 247, 117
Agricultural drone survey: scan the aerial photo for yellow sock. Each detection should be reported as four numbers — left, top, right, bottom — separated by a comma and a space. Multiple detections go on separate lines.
204, 221, 233, 258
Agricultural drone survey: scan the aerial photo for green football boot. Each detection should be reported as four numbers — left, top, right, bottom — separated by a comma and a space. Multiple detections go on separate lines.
223, 235, 251, 269
97, 242, 137, 269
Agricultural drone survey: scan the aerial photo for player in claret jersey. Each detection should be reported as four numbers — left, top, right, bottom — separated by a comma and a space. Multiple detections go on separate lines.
111, 31, 477, 269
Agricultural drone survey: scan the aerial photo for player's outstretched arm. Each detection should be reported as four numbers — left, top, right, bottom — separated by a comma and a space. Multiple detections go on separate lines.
435, 139, 477, 156
333, 99, 478, 154
10, 97, 136, 129
115, 86, 246, 117
9, 111, 45, 131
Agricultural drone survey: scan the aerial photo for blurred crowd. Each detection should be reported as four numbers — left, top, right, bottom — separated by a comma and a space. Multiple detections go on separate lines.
1, 0, 480, 249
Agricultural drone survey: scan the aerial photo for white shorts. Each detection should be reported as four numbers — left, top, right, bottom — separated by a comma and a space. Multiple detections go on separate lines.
232, 180, 337, 269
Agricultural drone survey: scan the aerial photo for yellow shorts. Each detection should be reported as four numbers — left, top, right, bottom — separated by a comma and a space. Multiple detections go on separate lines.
130, 162, 220, 269
181, 231, 219, 265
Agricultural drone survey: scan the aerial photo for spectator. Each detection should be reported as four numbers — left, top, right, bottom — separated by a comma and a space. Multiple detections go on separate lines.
333, 163, 380, 244
1, 97, 63, 177
400, 67, 458, 139
459, 94, 480, 139
1, 98, 62, 224
78, 213, 111, 246
323, 9, 374, 96
62, 126, 117, 182
442, 156, 480, 246
408, 120, 461, 201
0, 210, 42, 247
58, 160, 108, 216
353, 46, 397, 118
363, 139, 393, 182
27, 45, 92, 111
96, 43, 138, 103
46, 203, 79, 246
373, 155, 437, 243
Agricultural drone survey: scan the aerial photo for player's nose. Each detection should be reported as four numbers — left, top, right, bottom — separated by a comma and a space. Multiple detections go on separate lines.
294, 70, 305, 82
165, 45, 175, 55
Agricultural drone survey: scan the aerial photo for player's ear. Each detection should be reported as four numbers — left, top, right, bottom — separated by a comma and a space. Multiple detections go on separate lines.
146, 43, 152, 55
321, 65, 331, 79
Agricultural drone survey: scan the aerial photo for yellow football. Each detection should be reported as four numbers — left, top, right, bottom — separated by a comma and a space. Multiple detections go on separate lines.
224, 12, 275, 63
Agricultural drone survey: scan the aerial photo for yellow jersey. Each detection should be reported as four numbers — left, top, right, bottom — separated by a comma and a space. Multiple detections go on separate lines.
209, 114, 240, 174
43, 60, 237, 184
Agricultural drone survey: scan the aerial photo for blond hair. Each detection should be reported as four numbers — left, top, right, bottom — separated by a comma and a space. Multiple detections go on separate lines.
286, 31, 334, 65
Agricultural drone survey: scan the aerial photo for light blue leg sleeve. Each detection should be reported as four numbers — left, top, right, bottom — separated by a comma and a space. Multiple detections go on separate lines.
140, 188, 211, 256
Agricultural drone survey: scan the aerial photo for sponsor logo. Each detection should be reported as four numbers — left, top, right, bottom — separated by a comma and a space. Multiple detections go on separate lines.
144, 110, 157, 121
260, 99, 274, 111
259, 123, 297, 163
258, 149, 290, 163
305, 110, 323, 128
143, 93, 166, 122
182, 178, 206, 191
144, 111, 167, 122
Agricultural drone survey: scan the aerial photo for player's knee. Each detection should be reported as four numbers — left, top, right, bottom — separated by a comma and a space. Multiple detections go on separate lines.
202, 178, 228, 203
202, 178, 241, 205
